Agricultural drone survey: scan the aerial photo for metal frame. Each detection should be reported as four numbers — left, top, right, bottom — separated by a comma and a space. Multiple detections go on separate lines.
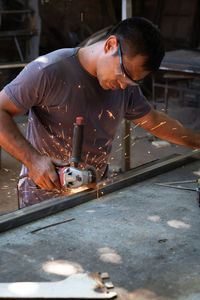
152, 72, 200, 113
121, 0, 132, 171
152, 49, 200, 113
0, 150, 199, 234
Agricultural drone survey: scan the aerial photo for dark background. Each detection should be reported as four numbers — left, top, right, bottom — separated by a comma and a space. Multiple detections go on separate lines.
0, 0, 200, 60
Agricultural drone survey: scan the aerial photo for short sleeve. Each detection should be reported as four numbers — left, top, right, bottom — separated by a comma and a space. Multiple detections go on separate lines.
4, 61, 48, 114
124, 86, 152, 120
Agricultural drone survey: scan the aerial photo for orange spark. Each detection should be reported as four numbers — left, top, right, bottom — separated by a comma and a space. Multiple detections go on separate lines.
132, 123, 140, 129
151, 121, 166, 131
106, 110, 115, 119
123, 134, 130, 140
98, 109, 103, 120
105, 140, 110, 146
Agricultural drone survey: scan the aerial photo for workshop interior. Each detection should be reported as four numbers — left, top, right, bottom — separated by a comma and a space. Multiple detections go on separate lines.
0, 1, 200, 299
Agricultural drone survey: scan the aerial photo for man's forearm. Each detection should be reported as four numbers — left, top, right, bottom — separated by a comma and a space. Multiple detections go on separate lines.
0, 110, 40, 168
150, 119, 200, 148
134, 109, 200, 149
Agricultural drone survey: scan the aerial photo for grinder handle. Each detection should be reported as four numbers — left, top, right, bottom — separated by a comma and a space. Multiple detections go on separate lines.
69, 117, 84, 167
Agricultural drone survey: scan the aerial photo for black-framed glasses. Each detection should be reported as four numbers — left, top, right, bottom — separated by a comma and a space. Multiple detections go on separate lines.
117, 41, 143, 86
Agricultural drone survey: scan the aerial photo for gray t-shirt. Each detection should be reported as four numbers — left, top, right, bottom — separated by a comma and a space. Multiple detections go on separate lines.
4, 47, 151, 207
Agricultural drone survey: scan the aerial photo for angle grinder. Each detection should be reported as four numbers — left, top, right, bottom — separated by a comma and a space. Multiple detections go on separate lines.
57, 117, 97, 189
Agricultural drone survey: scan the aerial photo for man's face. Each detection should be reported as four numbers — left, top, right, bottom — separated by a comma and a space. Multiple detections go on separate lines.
96, 38, 150, 90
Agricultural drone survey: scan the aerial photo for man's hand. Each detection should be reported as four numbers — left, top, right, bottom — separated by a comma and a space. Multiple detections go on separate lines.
133, 109, 200, 149
27, 155, 69, 191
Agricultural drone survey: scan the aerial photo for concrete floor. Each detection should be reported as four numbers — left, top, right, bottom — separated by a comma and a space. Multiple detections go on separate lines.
0, 159, 200, 299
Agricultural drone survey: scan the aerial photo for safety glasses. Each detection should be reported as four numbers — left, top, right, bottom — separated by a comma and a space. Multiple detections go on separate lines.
116, 41, 144, 86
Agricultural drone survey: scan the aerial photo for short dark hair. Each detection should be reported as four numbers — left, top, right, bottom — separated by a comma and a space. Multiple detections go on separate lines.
108, 17, 165, 72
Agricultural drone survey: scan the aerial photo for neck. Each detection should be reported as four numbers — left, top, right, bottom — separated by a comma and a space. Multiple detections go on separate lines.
78, 41, 104, 77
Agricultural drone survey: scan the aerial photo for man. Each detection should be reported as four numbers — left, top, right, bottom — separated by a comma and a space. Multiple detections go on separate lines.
0, 17, 199, 208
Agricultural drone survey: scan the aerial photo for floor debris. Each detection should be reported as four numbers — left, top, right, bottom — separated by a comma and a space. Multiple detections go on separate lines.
152, 140, 171, 148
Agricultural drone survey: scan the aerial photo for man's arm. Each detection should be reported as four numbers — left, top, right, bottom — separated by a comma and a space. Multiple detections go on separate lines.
0, 90, 66, 190
132, 108, 200, 148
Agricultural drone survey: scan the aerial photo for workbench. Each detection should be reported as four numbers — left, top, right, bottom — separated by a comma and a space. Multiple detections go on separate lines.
0, 152, 200, 300
152, 49, 200, 113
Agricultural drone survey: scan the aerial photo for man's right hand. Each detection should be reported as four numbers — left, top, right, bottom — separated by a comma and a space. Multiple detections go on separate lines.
27, 155, 69, 191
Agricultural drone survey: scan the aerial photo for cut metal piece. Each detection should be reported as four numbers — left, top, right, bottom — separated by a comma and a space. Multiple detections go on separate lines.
0, 272, 117, 299
155, 183, 197, 191
156, 179, 198, 185
155, 178, 199, 192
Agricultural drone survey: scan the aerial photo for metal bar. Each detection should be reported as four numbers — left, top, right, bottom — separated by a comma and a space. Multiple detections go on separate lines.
157, 179, 197, 185
0, 63, 27, 69
0, 10, 33, 14
160, 66, 200, 75
121, 0, 132, 171
164, 78, 169, 113
0, 150, 199, 234
155, 183, 196, 192
30, 217, 75, 233
14, 36, 24, 62
152, 74, 157, 109
153, 82, 200, 95
122, 0, 132, 20
124, 120, 131, 171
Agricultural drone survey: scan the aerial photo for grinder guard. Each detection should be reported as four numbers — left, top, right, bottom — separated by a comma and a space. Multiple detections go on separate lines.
58, 166, 97, 189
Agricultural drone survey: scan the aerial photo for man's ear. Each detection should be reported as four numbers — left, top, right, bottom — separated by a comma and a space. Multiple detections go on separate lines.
104, 35, 118, 54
